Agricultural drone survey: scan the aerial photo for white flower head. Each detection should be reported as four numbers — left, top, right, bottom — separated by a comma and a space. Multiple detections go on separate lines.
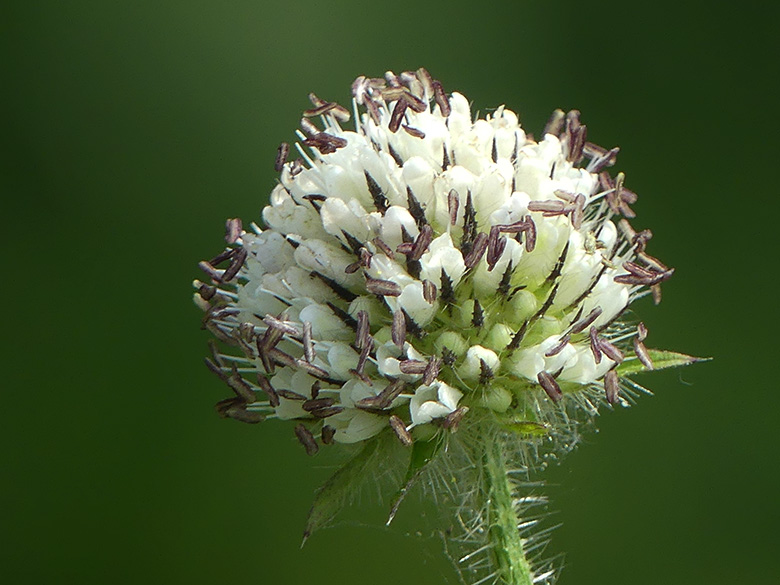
194, 68, 674, 454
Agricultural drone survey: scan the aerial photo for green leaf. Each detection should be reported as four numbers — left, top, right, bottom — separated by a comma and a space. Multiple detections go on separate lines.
386, 435, 444, 525
617, 348, 710, 377
302, 432, 395, 544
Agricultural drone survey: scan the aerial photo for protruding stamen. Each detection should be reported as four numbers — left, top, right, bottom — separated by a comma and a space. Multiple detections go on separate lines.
544, 334, 571, 357
589, 327, 602, 364
544, 109, 565, 137
224, 218, 242, 244
399, 359, 427, 375
463, 232, 489, 269
411, 224, 433, 261
215, 397, 264, 424
303, 132, 348, 154
256, 375, 280, 407
598, 337, 625, 364
275, 142, 290, 173
321, 425, 336, 445
634, 337, 654, 370
402, 124, 425, 139
294, 423, 319, 455
355, 311, 370, 350
538, 371, 563, 403
277, 389, 307, 401
423, 357, 442, 385
604, 369, 620, 404
392, 309, 406, 350
422, 279, 437, 303
221, 248, 247, 282
447, 189, 460, 226
432, 80, 451, 116
366, 278, 402, 297
570, 307, 602, 334
524, 215, 537, 252
303, 398, 336, 412
389, 415, 413, 446
441, 406, 468, 431
389, 100, 407, 133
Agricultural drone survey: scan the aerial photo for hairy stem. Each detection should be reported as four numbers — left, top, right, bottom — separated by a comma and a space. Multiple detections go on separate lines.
483, 438, 535, 585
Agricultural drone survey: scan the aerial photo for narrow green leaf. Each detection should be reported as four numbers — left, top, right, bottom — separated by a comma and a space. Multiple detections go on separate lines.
617, 348, 710, 377
302, 433, 392, 544
386, 435, 444, 525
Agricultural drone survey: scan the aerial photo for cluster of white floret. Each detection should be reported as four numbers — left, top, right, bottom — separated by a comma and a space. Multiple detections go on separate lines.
194, 69, 672, 454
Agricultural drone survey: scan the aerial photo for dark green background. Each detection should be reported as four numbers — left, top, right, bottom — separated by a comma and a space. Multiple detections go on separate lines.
3, 1, 778, 584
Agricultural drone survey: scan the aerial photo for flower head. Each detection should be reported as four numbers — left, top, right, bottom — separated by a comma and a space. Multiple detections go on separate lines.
194, 69, 674, 453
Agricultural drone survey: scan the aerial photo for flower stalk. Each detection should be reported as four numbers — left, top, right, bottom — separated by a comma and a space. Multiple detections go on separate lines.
483, 435, 535, 585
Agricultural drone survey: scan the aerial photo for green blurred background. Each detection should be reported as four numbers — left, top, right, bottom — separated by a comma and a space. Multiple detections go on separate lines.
3, 1, 778, 584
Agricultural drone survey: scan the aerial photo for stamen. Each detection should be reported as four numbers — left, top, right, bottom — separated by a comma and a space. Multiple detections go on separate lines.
297, 359, 332, 380
570, 307, 602, 334
423, 357, 442, 385
215, 397, 264, 424
441, 406, 469, 431
365, 278, 402, 297
448, 189, 460, 225
543, 109, 565, 137
544, 334, 571, 357
274, 142, 290, 173
224, 218, 242, 244
399, 360, 427, 375
463, 232, 489, 269
538, 371, 563, 403
310, 406, 345, 419
321, 425, 336, 445
432, 80, 451, 116
392, 309, 406, 350
388, 100, 407, 133
422, 279, 437, 303
303, 132, 348, 155
402, 124, 425, 139
355, 310, 370, 350
598, 337, 625, 364
589, 327, 602, 364
277, 389, 307, 401
303, 398, 336, 412
604, 369, 620, 404
524, 215, 536, 252
256, 375, 280, 407
634, 338, 654, 370
294, 423, 319, 455
389, 415, 413, 446
221, 248, 247, 282
637, 321, 648, 342
371, 237, 394, 257
411, 225, 433, 261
